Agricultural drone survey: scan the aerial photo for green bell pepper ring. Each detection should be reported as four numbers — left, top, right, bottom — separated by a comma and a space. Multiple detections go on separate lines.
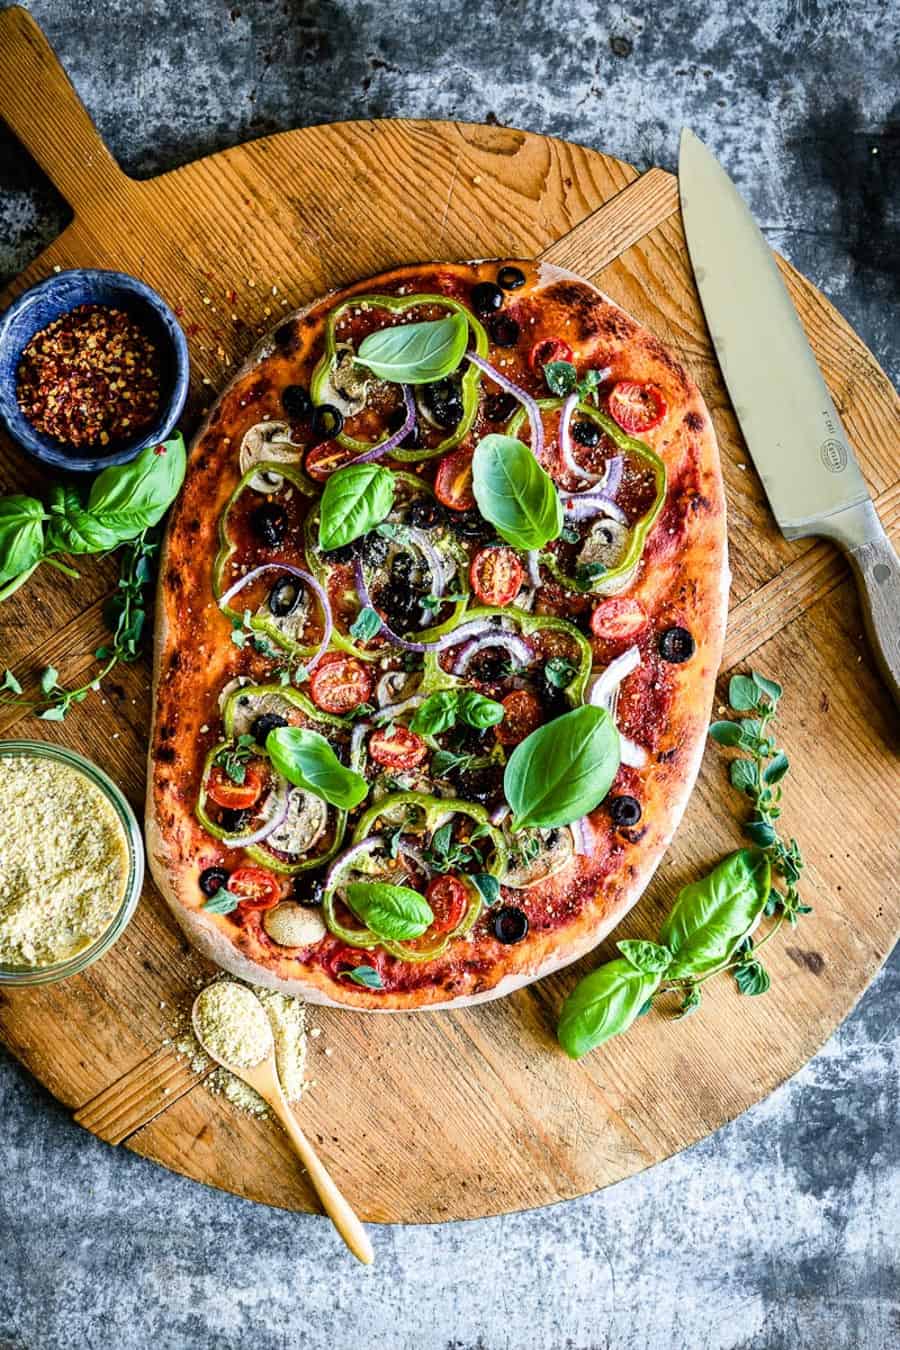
212, 461, 319, 657
322, 792, 507, 961
421, 605, 592, 705
507, 398, 666, 595
309, 293, 489, 462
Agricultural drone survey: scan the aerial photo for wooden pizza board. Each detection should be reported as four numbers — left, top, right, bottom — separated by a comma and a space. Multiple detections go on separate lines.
0, 6, 897, 1223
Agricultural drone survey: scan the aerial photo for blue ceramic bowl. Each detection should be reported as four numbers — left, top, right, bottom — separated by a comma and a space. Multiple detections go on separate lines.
0, 268, 190, 473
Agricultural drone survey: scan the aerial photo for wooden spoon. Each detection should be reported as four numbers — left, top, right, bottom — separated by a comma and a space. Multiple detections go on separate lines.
191, 994, 374, 1265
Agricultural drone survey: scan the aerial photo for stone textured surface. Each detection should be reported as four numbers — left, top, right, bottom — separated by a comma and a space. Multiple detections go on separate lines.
0, 2, 898, 1347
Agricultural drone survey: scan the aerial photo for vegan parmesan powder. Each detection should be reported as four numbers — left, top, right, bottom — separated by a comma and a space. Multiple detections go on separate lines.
194, 980, 273, 1067
0, 756, 129, 967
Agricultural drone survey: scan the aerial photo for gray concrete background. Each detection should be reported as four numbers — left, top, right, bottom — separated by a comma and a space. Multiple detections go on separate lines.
0, 2, 898, 1347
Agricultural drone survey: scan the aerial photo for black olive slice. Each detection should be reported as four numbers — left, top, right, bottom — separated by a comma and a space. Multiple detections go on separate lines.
471, 281, 504, 315
497, 265, 526, 290
609, 795, 642, 827
489, 314, 520, 348
450, 509, 495, 542
484, 392, 518, 423
493, 905, 529, 944
282, 384, 312, 419
658, 626, 695, 664
268, 575, 303, 617
199, 866, 229, 897
251, 712, 289, 744
311, 404, 344, 440
423, 379, 464, 429
407, 498, 447, 529
219, 808, 252, 833
572, 419, 601, 447
251, 502, 288, 548
293, 876, 325, 907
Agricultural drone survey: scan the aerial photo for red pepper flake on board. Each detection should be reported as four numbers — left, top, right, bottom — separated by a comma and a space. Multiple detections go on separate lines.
16, 303, 162, 450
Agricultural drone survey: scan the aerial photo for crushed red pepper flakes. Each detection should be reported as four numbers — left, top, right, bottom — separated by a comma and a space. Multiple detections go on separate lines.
16, 304, 162, 450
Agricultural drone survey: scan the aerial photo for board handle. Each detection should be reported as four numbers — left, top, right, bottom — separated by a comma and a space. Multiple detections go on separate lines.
0, 6, 129, 212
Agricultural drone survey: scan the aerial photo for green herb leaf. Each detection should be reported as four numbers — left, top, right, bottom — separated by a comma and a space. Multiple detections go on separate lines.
318, 463, 395, 551
355, 313, 468, 385
504, 704, 620, 830
543, 360, 578, 396
266, 726, 368, 810
40, 666, 59, 694
430, 749, 474, 778
734, 942, 771, 996
659, 848, 772, 980
213, 734, 256, 785
472, 435, 562, 552
708, 720, 745, 747
744, 818, 777, 848
728, 673, 762, 711
751, 670, 782, 704
0, 669, 23, 695
617, 939, 673, 976
350, 606, 383, 642
674, 983, 702, 1018
730, 758, 758, 793
86, 434, 187, 536
410, 690, 459, 737
0, 495, 46, 587
456, 689, 504, 730
557, 958, 663, 1059
544, 656, 576, 690
37, 704, 67, 721
344, 881, 433, 941
763, 752, 790, 784
342, 964, 384, 989
202, 887, 242, 915
470, 873, 500, 906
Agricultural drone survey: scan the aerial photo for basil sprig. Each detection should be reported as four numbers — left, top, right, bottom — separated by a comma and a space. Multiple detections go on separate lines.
318, 463, 395, 551
504, 705, 620, 830
558, 960, 663, 1058
355, 313, 468, 384
266, 726, 368, 810
472, 435, 562, 552
344, 881, 434, 941
410, 688, 503, 737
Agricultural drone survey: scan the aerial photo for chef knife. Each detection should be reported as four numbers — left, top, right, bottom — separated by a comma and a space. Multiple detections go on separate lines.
678, 127, 900, 711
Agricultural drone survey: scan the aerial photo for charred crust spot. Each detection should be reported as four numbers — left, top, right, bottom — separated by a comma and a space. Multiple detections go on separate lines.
156, 746, 177, 764
166, 567, 183, 593
187, 518, 201, 533
618, 825, 648, 844
657, 747, 678, 763
158, 724, 174, 740
785, 947, 825, 975
684, 409, 704, 432
274, 321, 299, 351
642, 336, 690, 394
207, 406, 223, 428
689, 494, 712, 514
168, 651, 182, 673
195, 455, 209, 472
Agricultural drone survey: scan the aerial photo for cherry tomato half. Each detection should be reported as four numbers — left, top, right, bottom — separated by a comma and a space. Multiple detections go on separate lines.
434, 448, 475, 511
425, 875, 469, 934
368, 725, 429, 771
305, 441, 357, 482
496, 689, 543, 746
607, 381, 667, 434
590, 597, 649, 642
309, 653, 373, 715
228, 865, 281, 911
206, 764, 263, 810
470, 546, 525, 608
529, 337, 574, 376
327, 943, 378, 980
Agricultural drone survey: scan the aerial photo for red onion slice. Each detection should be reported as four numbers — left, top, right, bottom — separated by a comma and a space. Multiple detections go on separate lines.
325, 834, 389, 892
451, 631, 533, 677
222, 777, 291, 848
467, 353, 544, 461
348, 385, 416, 464
562, 492, 628, 524
402, 524, 445, 601
557, 392, 605, 485
525, 550, 542, 588
586, 645, 647, 768
489, 802, 510, 826
218, 563, 333, 671
569, 816, 594, 857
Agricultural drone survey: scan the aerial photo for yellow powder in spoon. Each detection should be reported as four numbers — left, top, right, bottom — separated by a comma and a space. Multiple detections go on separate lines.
194, 980, 273, 1068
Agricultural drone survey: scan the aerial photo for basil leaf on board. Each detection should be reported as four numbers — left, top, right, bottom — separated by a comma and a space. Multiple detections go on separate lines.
349, 606, 383, 642
470, 873, 500, 906
410, 690, 459, 737
45, 484, 122, 555
659, 847, 772, 980
456, 689, 504, 729
0, 496, 46, 586
557, 958, 663, 1059
342, 964, 384, 989
504, 704, 620, 830
344, 881, 433, 941
616, 939, 673, 977
86, 433, 186, 535
265, 726, 368, 810
318, 463, 395, 551
355, 313, 468, 385
543, 360, 578, 396
472, 435, 562, 551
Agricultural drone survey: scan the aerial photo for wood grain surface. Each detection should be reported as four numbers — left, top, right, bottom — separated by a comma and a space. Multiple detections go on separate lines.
0, 6, 897, 1223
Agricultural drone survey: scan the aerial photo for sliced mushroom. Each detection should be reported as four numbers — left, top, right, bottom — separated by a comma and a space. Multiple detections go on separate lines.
255, 577, 310, 642
502, 827, 575, 889
239, 421, 304, 492
317, 344, 377, 417
264, 788, 329, 858
577, 516, 630, 572
263, 901, 327, 948
217, 675, 252, 715
229, 690, 296, 737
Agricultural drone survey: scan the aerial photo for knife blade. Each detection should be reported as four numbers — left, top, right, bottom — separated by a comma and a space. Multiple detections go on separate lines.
679, 127, 900, 711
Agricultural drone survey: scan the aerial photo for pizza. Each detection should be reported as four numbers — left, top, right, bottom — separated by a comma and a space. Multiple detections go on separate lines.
146, 259, 727, 1010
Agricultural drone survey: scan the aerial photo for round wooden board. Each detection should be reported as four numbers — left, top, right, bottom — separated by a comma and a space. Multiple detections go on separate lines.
0, 7, 897, 1224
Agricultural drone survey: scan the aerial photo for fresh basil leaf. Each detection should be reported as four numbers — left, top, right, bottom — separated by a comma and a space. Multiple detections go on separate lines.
456, 689, 504, 729
355, 313, 468, 385
342, 964, 384, 989
45, 484, 122, 555
410, 690, 459, 737
659, 848, 772, 980
318, 463, 395, 551
344, 881, 433, 941
751, 670, 782, 704
708, 719, 744, 747
266, 726, 368, 810
0, 669, 23, 695
557, 958, 662, 1059
543, 360, 578, 396
504, 704, 620, 830
545, 656, 576, 689
728, 673, 761, 711
470, 873, 500, 906
763, 752, 789, 784
577, 369, 605, 403
734, 948, 771, 996
430, 821, 453, 858
730, 758, 758, 793
472, 435, 562, 551
350, 606, 383, 642
86, 434, 187, 537
617, 939, 673, 977
0, 495, 46, 585
202, 887, 242, 915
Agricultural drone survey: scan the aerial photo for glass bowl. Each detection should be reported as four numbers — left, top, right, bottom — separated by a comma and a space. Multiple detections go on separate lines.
0, 741, 145, 986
